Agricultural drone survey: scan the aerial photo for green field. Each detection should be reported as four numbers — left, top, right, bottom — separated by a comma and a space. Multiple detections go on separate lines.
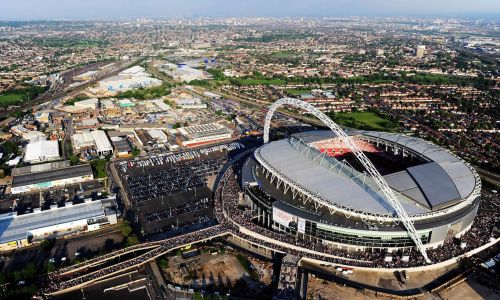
0, 93, 25, 106
333, 111, 398, 131
0, 85, 46, 107
271, 50, 299, 58
285, 88, 311, 96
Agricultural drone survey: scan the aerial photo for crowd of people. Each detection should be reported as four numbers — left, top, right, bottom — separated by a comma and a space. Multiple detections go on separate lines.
43, 163, 499, 294
43, 225, 231, 294
215, 166, 500, 269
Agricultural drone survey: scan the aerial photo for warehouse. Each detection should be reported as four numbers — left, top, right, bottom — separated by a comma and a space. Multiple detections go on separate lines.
177, 123, 233, 148
24, 140, 61, 163
0, 197, 118, 251
11, 162, 94, 194
72, 130, 113, 156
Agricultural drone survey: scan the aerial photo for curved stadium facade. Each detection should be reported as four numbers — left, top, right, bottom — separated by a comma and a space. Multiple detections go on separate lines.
242, 130, 482, 252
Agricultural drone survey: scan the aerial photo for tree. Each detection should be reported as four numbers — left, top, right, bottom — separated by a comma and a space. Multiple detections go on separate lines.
23, 263, 36, 279
39, 238, 55, 251
46, 262, 56, 273
126, 235, 139, 246
119, 220, 133, 237
158, 257, 169, 269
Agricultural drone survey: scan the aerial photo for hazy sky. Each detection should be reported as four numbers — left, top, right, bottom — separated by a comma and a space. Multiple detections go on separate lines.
1, 0, 499, 20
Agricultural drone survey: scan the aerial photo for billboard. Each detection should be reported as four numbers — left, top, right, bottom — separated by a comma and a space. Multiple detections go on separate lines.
272, 206, 296, 227
298, 218, 306, 233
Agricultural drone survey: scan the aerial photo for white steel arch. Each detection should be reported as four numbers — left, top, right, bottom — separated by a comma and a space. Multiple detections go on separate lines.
263, 98, 431, 263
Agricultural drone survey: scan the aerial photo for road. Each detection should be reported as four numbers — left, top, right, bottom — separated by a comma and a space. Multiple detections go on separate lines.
62, 118, 74, 160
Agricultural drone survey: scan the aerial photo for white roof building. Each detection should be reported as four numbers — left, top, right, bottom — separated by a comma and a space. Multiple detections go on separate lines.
100, 99, 115, 109
91, 130, 113, 155
74, 98, 99, 109
24, 140, 60, 163
119, 66, 149, 77
72, 130, 113, 155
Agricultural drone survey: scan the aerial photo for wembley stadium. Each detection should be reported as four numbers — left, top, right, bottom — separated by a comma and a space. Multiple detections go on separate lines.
239, 98, 483, 263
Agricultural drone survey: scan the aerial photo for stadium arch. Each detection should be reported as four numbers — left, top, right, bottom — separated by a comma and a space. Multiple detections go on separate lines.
263, 97, 431, 263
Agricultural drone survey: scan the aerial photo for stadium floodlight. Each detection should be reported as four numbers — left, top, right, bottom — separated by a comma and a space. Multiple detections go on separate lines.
263, 98, 431, 263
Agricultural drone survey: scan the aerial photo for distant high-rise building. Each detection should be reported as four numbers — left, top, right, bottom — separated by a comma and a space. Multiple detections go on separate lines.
376, 49, 384, 56
416, 45, 426, 58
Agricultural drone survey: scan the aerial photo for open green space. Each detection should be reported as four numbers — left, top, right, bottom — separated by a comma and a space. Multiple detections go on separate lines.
0, 93, 24, 106
0, 85, 46, 107
271, 50, 299, 58
330, 111, 399, 131
285, 88, 312, 96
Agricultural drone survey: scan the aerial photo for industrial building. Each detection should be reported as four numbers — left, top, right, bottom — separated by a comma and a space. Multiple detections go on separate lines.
74, 98, 99, 110
72, 130, 113, 156
24, 140, 61, 163
0, 197, 118, 251
97, 66, 161, 92
160, 63, 207, 82
11, 161, 94, 194
175, 98, 207, 109
177, 123, 233, 148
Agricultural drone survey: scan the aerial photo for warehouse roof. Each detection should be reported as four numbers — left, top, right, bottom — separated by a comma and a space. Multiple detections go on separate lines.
24, 140, 60, 163
12, 164, 92, 188
0, 201, 104, 244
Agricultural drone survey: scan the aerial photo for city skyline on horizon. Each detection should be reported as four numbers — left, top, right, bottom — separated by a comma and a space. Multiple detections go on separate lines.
1, 0, 499, 21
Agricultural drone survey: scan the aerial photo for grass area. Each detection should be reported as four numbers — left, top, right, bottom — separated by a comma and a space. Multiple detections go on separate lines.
285, 88, 311, 96
331, 111, 399, 131
90, 159, 107, 178
271, 50, 299, 58
0, 85, 46, 107
0, 93, 24, 105
194, 292, 228, 300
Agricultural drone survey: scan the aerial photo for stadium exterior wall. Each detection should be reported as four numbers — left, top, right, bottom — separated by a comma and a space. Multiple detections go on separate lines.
244, 188, 479, 252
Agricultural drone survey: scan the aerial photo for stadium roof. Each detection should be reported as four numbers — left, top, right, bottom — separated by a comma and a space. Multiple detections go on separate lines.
0, 201, 104, 244
259, 131, 477, 215
362, 131, 476, 204
258, 138, 425, 215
